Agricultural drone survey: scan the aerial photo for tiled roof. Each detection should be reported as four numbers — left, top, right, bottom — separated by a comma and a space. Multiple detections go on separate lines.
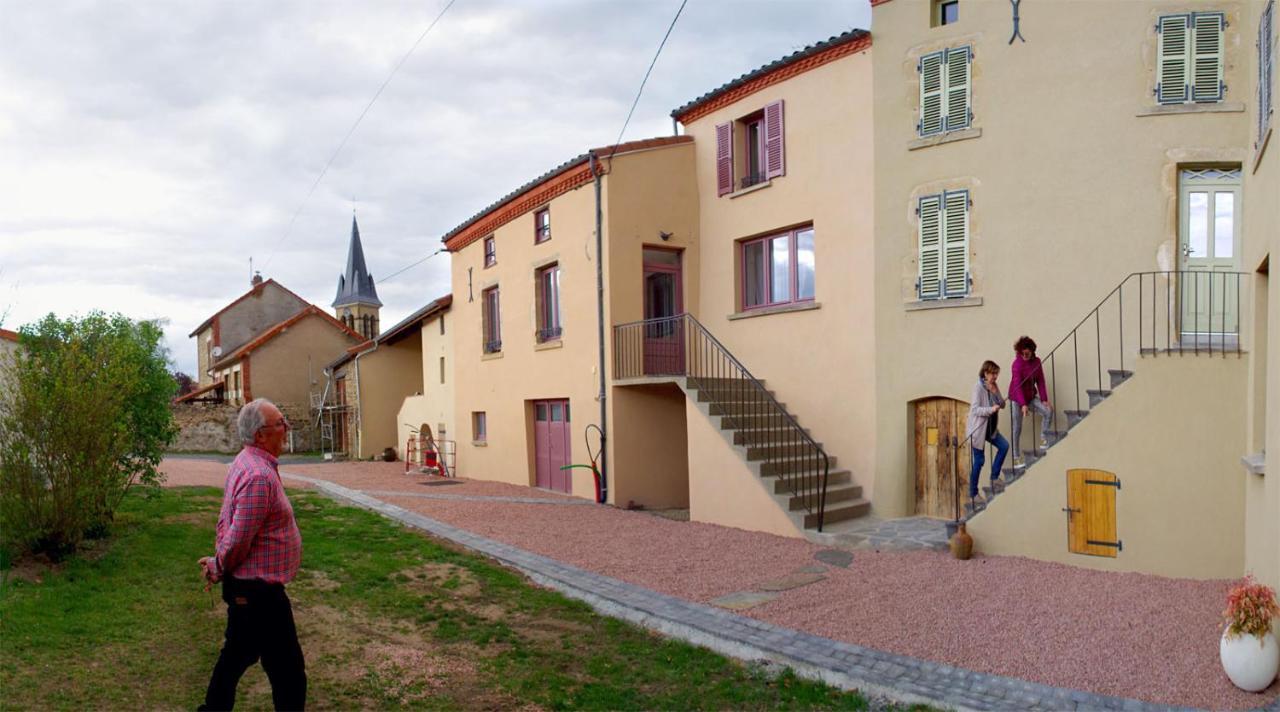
210, 305, 362, 370
441, 136, 693, 253
174, 378, 225, 404
670, 29, 871, 124
188, 279, 308, 337
327, 294, 453, 371
0, 328, 18, 342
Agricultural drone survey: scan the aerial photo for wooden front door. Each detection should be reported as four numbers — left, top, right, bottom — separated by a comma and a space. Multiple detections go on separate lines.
534, 399, 572, 493
914, 397, 971, 518
1178, 168, 1242, 341
1066, 468, 1122, 557
643, 248, 683, 376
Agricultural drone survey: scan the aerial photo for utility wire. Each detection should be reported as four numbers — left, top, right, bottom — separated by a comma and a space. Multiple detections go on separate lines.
604, 0, 689, 162
262, 0, 459, 270
377, 248, 446, 284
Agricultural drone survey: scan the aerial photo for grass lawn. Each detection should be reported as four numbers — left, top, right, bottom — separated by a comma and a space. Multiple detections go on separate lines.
0, 487, 888, 710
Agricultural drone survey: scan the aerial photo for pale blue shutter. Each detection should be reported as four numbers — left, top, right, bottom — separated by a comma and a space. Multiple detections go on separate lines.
1192, 13, 1225, 102
942, 190, 970, 297
1158, 15, 1191, 104
1261, 2, 1275, 143
945, 47, 972, 131
918, 195, 943, 299
918, 51, 945, 136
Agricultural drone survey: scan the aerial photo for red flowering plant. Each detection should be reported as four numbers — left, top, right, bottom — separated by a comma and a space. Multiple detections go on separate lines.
1223, 575, 1280, 640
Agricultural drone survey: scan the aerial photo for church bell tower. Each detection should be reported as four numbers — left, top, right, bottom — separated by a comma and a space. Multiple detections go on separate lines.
332, 216, 382, 340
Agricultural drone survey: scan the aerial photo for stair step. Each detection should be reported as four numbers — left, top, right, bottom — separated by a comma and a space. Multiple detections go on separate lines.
733, 426, 811, 445
688, 376, 768, 390
695, 387, 776, 403
1064, 409, 1089, 427
1107, 369, 1134, 389
772, 469, 852, 493
804, 498, 870, 529
708, 401, 788, 417
788, 482, 862, 511
1086, 389, 1112, 407
761, 455, 838, 476
746, 440, 825, 461
718, 413, 801, 430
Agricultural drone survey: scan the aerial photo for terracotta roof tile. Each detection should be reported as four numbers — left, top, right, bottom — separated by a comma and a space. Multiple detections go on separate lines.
174, 379, 225, 404
0, 328, 18, 342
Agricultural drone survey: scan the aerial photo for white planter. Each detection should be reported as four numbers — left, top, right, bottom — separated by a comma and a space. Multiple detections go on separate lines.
1220, 628, 1280, 692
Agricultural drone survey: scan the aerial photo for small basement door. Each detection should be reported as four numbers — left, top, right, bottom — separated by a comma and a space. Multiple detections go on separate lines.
1065, 468, 1122, 557
914, 397, 971, 518
534, 399, 572, 493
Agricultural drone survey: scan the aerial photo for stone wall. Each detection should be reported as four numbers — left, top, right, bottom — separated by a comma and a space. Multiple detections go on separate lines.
170, 401, 320, 454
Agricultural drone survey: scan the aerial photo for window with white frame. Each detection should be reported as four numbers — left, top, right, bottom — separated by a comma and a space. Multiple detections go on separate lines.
917, 190, 970, 300
918, 47, 971, 137
740, 226, 815, 310
1156, 12, 1225, 104
1259, 1, 1275, 145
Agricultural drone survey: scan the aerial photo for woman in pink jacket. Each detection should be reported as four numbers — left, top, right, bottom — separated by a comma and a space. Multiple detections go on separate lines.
1010, 335, 1053, 461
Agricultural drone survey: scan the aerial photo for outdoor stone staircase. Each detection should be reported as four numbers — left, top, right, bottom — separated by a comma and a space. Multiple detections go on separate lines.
680, 377, 871, 532
961, 368, 1134, 522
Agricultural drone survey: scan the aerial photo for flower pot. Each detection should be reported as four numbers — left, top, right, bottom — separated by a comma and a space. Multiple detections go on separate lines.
1220, 628, 1280, 692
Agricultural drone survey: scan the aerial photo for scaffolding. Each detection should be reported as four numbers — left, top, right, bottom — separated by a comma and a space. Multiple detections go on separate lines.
311, 381, 353, 458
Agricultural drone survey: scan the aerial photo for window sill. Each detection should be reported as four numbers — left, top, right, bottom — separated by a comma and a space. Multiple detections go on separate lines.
1135, 102, 1245, 117
483, 262, 496, 269
481, 351, 504, 361
535, 339, 564, 351
728, 301, 821, 321
727, 180, 773, 199
908, 127, 981, 151
1241, 452, 1265, 476
472, 440, 488, 448
905, 296, 983, 312
1254, 127, 1272, 174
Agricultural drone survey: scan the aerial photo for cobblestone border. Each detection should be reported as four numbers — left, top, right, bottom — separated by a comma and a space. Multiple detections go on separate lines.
285, 472, 1280, 712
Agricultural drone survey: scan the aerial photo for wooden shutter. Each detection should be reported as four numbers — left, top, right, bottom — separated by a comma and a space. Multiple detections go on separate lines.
1066, 469, 1122, 557
945, 47, 972, 131
917, 195, 942, 299
942, 190, 970, 297
715, 122, 733, 196
763, 100, 785, 179
1158, 15, 1191, 104
918, 51, 945, 136
1192, 13, 1225, 102
1261, 2, 1274, 143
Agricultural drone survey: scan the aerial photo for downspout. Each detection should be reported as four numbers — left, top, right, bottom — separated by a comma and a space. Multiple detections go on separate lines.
589, 152, 608, 502
352, 339, 379, 459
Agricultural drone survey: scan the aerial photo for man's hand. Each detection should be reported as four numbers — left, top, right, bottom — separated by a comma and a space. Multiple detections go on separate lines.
198, 556, 220, 592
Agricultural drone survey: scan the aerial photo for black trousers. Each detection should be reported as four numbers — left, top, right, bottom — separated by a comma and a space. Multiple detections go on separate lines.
200, 576, 307, 711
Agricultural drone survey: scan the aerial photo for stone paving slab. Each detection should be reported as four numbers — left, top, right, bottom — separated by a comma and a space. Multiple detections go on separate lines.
756, 572, 826, 592
709, 591, 779, 610
278, 470, 1280, 712
814, 549, 854, 568
361, 489, 592, 506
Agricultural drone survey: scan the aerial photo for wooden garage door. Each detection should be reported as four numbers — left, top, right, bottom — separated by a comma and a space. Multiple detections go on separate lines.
914, 397, 971, 519
1066, 468, 1122, 557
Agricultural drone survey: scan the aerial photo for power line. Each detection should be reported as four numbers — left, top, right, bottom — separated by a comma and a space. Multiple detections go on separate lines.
605, 0, 689, 161
262, 0, 459, 270
377, 248, 446, 284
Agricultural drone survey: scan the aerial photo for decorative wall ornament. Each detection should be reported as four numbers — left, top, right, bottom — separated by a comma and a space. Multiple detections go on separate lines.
1009, 0, 1026, 44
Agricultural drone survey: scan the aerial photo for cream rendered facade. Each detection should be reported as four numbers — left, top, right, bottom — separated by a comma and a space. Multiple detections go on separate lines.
872, 0, 1268, 579
398, 308, 454, 462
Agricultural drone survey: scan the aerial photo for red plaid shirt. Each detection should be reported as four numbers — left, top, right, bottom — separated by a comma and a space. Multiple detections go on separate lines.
213, 445, 302, 584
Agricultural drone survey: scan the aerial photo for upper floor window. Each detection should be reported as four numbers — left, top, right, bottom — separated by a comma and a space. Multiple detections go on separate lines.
1258, 1, 1275, 145
918, 47, 971, 137
740, 226, 814, 310
932, 0, 958, 27
716, 100, 785, 196
483, 236, 496, 267
481, 286, 501, 353
1156, 13, 1225, 105
534, 208, 551, 243
917, 190, 970, 300
536, 263, 562, 342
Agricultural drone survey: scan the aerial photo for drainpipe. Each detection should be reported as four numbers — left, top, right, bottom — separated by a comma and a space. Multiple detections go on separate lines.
589, 152, 608, 501
352, 339, 379, 459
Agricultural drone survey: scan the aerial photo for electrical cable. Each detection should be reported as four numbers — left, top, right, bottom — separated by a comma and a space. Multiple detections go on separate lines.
377, 248, 446, 284
603, 0, 689, 162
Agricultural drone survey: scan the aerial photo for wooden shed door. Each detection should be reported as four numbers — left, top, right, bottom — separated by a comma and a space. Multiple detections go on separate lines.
914, 397, 970, 518
534, 400, 572, 493
1066, 468, 1122, 557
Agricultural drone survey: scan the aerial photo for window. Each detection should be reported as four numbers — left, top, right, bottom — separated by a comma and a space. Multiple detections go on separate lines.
536, 263, 562, 341
439, 315, 445, 335
918, 47, 971, 137
740, 226, 815, 309
1156, 13, 1225, 104
534, 208, 551, 243
917, 190, 970, 300
472, 412, 487, 442
483, 236, 496, 267
932, 0, 958, 27
439, 357, 445, 384
481, 286, 501, 353
715, 100, 785, 196
1259, 1, 1274, 145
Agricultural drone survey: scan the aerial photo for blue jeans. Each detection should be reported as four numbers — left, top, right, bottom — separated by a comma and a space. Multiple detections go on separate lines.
969, 433, 1010, 498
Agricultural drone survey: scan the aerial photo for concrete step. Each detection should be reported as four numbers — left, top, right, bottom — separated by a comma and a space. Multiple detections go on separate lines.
788, 482, 862, 511
746, 440, 825, 461
694, 386, 776, 403
771, 469, 852, 493
804, 498, 870, 529
1108, 369, 1134, 389
688, 376, 768, 390
718, 413, 801, 430
1064, 409, 1089, 428
761, 455, 839, 476
708, 400, 788, 417
1087, 389, 1113, 407
733, 426, 811, 446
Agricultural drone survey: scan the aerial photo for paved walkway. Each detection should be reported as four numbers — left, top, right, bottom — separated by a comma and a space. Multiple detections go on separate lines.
819, 515, 951, 552
280, 471, 1278, 712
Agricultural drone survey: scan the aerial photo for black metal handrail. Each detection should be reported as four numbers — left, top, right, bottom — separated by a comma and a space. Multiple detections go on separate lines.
537, 326, 563, 342
953, 269, 1248, 524
483, 339, 502, 354
612, 313, 832, 531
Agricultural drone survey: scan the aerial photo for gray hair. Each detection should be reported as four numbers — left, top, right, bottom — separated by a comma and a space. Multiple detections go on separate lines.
237, 398, 275, 444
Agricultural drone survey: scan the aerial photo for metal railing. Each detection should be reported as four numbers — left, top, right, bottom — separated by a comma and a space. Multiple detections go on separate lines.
483, 339, 502, 354
953, 270, 1248, 523
740, 173, 768, 189
537, 326, 563, 342
612, 313, 831, 530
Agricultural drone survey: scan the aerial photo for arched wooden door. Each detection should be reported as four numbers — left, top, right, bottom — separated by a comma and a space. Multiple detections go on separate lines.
914, 397, 971, 518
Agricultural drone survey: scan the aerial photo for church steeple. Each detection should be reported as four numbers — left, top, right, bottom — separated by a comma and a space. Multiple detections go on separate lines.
333, 216, 382, 339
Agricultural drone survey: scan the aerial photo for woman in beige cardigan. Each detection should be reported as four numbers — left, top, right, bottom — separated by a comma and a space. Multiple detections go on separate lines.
965, 360, 1010, 502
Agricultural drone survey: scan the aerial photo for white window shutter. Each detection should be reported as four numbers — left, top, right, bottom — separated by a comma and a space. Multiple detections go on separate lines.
918, 195, 943, 299
1261, 2, 1275, 143
945, 47, 972, 131
942, 191, 970, 297
1192, 13, 1225, 102
918, 51, 945, 136
1158, 15, 1191, 104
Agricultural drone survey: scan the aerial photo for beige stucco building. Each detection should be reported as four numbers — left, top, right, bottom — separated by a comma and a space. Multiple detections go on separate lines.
187, 277, 309, 389
398, 298, 455, 466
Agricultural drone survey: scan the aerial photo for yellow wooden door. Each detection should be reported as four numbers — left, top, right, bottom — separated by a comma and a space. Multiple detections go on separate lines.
914, 398, 971, 519
1066, 469, 1122, 557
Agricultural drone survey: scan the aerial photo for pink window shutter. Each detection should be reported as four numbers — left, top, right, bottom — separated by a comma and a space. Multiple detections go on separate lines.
715, 122, 733, 196
764, 100, 785, 179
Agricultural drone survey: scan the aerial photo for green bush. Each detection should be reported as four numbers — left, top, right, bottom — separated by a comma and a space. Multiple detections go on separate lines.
0, 313, 176, 559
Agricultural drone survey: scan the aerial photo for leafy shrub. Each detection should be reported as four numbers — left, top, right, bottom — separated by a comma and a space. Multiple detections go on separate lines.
1223, 575, 1280, 640
0, 313, 176, 559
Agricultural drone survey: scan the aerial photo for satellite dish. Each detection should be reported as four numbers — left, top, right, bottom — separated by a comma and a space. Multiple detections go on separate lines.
211, 346, 223, 358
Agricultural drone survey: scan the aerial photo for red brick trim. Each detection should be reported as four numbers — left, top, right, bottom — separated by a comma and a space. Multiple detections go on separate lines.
870, 0, 894, 6
0, 328, 18, 342
211, 305, 362, 371
674, 34, 872, 124
242, 357, 252, 403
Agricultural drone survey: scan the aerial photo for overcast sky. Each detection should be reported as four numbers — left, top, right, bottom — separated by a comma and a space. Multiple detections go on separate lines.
0, 0, 870, 376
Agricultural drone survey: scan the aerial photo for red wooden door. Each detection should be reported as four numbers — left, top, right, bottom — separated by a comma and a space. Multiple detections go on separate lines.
643, 248, 683, 376
534, 400, 572, 493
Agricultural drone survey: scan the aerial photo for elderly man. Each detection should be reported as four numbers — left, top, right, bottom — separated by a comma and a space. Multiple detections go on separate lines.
198, 398, 306, 711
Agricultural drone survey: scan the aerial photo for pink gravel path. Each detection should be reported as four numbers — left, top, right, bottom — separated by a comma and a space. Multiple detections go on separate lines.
161, 457, 1280, 709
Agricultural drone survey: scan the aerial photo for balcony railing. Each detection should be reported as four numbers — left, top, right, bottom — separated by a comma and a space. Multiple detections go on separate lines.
537, 326, 562, 342
739, 172, 767, 190
483, 339, 502, 354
